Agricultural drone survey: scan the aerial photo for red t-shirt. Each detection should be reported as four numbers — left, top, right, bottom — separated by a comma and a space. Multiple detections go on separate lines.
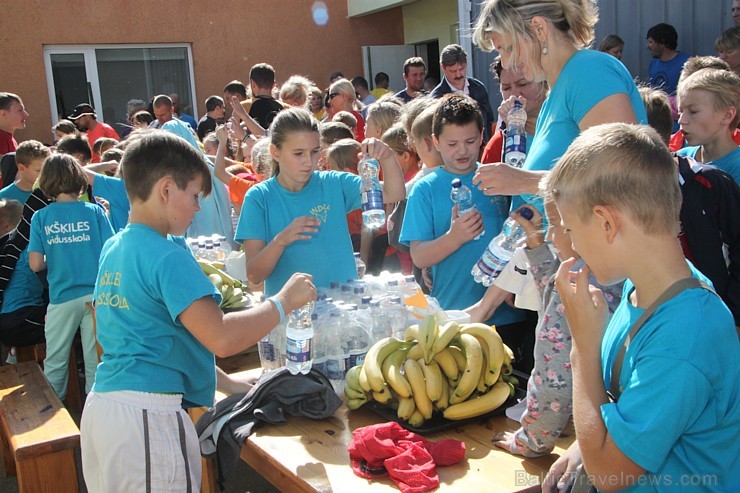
480, 128, 504, 164
87, 122, 121, 162
669, 128, 740, 152
0, 129, 17, 156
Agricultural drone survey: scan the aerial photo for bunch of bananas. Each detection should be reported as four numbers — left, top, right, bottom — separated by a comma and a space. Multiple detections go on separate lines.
198, 260, 252, 311
344, 315, 518, 427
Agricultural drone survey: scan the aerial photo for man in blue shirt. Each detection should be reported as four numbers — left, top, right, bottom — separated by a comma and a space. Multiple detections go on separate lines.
647, 23, 689, 128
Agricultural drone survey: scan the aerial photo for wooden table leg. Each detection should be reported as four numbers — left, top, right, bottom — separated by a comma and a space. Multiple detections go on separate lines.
16, 449, 79, 493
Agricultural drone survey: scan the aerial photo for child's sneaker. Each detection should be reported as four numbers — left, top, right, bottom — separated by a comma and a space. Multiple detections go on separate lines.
5, 347, 16, 365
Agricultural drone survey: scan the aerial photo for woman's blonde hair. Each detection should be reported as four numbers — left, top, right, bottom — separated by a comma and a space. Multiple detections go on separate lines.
473, 0, 598, 80
279, 75, 313, 107
367, 101, 403, 137
678, 68, 740, 128
329, 78, 362, 111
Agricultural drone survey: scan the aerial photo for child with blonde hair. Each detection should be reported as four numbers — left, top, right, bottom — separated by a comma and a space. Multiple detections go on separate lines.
365, 101, 402, 139
0, 139, 50, 204
28, 154, 114, 400
676, 68, 740, 184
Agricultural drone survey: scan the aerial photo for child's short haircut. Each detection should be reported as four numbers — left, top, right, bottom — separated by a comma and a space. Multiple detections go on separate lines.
367, 101, 402, 136
132, 110, 153, 126
0, 199, 23, 229
251, 137, 273, 179
101, 148, 124, 163
381, 124, 416, 160
326, 138, 361, 171
249, 63, 276, 89
52, 119, 77, 136
410, 105, 438, 144
332, 111, 357, 130
93, 137, 118, 157
223, 80, 248, 99
638, 87, 673, 145
541, 123, 681, 237
0, 93, 21, 111
15, 140, 50, 165
402, 96, 437, 137
375, 72, 390, 87
202, 133, 220, 149
120, 130, 212, 202
679, 56, 730, 86
320, 122, 354, 146
226, 163, 249, 176
678, 68, 740, 128
56, 134, 92, 163
39, 154, 88, 198
432, 94, 483, 138
205, 95, 224, 112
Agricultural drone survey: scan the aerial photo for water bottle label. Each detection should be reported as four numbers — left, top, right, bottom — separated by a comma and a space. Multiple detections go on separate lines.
325, 359, 345, 381
258, 340, 275, 363
478, 248, 508, 277
361, 189, 384, 212
505, 134, 526, 153
349, 352, 367, 368
286, 337, 312, 363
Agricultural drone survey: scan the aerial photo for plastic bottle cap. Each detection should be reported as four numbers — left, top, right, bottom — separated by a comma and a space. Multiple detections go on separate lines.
519, 207, 535, 220
451, 178, 462, 188
513, 100, 522, 108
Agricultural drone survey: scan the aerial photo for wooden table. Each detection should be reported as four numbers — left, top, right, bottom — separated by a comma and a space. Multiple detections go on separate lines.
231, 396, 574, 492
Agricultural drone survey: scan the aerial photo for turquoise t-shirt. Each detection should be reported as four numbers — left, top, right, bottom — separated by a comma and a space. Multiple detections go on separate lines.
0, 182, 32, 204
92, 173, 130, 232
1, 249, 45, 314
92, 223, 221, 408
188, 160, 235, 248
399, 165, 523, 326
524, 50, 647, 207
676, 145, 740, 185
28, 201, 114, 304
600, 264, 740, 492
235, 170, 361, 296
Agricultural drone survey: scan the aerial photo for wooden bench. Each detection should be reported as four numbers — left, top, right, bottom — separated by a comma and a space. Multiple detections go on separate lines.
0, 361, 80, 492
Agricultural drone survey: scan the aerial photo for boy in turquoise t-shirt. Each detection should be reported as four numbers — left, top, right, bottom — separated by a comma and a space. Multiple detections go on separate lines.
399, 94, 522, 328
80, 130, 316, 492
0, 139, 49, 204
542, 123, 739, 492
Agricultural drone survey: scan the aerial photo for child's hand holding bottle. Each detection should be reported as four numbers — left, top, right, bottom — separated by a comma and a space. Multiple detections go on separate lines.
510, 204, 543, 249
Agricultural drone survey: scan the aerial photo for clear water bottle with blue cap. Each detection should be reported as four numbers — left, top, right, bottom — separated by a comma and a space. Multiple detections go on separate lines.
358, 156, 385, 229
450, 178, 483, 240
472, 207, 535, 286
286, 301, 315, 375
504, 100, 527, 168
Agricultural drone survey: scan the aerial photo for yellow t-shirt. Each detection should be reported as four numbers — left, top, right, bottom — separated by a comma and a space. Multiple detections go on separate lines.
370, 88, 391, 100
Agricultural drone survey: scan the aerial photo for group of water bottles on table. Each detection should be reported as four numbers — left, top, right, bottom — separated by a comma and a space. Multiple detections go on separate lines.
266, 102, 533, 392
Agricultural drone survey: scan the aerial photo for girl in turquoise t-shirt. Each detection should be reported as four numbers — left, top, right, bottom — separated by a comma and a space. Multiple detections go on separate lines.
28, 154, 114, 400
676, 68, 740, 184
236, 107, 405, 295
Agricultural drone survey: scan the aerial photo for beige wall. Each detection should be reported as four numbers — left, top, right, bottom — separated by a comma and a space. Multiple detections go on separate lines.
1, 0, 404, 144
402, 0, 459, 46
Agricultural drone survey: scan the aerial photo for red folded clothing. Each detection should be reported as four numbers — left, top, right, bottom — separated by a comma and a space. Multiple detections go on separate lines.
347, 422, 466, 493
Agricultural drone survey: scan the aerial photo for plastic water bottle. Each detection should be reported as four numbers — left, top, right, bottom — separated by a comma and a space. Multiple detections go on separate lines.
310, 313, 326, 376
286, 302, 314, 375
354, 252, 366, 279
358, 156, 385, 229
202, 244, 218, 262
324, 311, 347, 393
450, 178, 483, 240
345, 305, 371, 368
369, 299, 390, 344
387, 296, 408, 340
504, 100, 527, 168
472, 207, 535, 286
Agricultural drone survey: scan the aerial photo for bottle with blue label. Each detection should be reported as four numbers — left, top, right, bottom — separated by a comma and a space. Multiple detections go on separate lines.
504, 100, 527, 168
358, 156, 385, 229
450, 178, 483, 240
285, 301, 314, 375
472, 207, 534, 286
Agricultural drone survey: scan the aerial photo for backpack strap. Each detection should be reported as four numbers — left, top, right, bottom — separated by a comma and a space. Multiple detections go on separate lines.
608, 277, 714, 401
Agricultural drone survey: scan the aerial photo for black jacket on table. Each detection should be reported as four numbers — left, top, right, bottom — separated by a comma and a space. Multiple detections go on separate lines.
677, 155, 740, 326
430, 77, 495, 144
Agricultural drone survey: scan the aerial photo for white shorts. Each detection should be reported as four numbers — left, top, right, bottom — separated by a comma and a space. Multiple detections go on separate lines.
81, 391, 201, 493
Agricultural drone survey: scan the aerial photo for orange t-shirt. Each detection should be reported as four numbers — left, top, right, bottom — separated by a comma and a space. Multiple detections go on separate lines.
228, 170, 258, 206
87, 122, 121, 163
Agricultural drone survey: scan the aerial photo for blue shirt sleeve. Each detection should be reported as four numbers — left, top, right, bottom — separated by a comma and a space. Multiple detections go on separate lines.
155, 249, 221, 324
28, 212, 44, 255
399, 181, 435, 246
332, 171, 362, 212
96, 205, 115, 244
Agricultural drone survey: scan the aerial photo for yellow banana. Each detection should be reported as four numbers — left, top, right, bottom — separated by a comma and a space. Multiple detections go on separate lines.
461, 323, 505, 385
435, 376, 450, 411
397, 396, 416, 421
433, 348, 459, 384
364, 337, 408, 392
358, 365, 372, 393
344, 384, 365, 400
449, 334, 483, 405
408, 410, 425, 428
407, 344, 424, 361
208, 273, 224, 290
443, 381, 510, 420
418, 315, 438, 363
198, 260, 242, 288
347, 397, 368, 411
477, 347, 488, 393
503, 343, 515, 363
381, 348, 412, 398
372, 384, 392, 404
430, 320, 461, 356
404, 358, 433, 420
403, 324, 419, 342
345, 365, 363, 391
448, 345, 467, 373
419, 360, 443, 403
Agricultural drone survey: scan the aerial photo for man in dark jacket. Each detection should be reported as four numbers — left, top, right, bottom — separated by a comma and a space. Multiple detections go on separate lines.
430, 44, 495, 144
